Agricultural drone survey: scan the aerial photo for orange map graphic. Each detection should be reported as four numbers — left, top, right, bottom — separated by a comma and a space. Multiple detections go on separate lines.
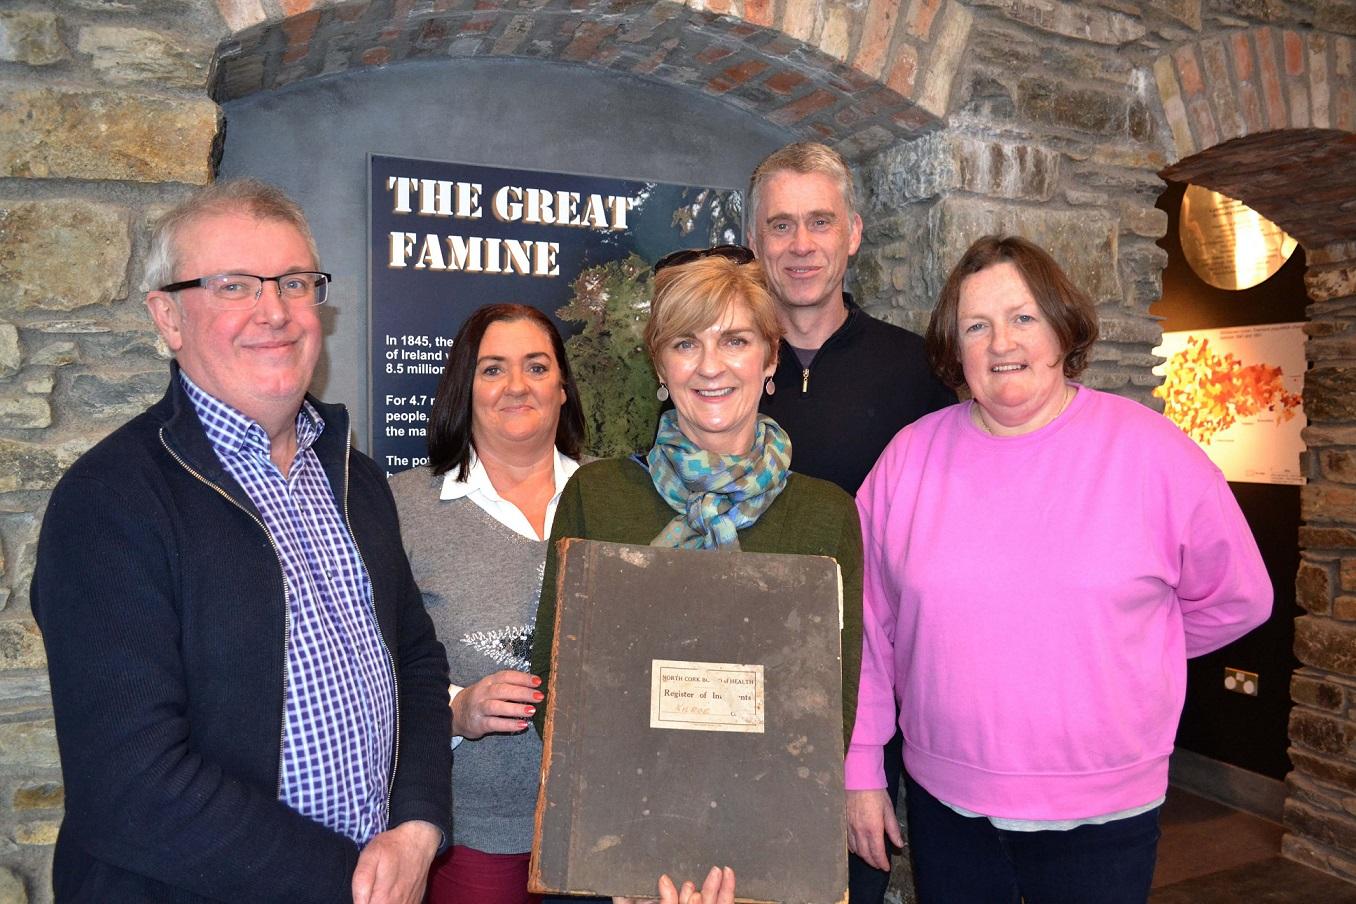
1154, 335, 1302, 445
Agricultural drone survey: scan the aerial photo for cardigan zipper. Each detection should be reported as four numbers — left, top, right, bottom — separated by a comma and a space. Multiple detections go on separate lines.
158, 428, 294, 797
801, 367, 810, 394
339, 430, 401, 825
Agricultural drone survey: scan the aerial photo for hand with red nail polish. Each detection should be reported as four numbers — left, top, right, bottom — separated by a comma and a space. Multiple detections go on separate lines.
449, 668, 541, 740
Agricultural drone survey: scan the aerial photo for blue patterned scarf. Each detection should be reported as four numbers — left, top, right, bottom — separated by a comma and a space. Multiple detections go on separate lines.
646, 410, 792, 551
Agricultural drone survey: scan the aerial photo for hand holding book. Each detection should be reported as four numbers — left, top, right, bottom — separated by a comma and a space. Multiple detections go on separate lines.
614, 866, 736, 904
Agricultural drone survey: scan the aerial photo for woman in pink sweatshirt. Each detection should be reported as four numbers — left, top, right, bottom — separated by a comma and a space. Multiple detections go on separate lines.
846, 235, 1272, 903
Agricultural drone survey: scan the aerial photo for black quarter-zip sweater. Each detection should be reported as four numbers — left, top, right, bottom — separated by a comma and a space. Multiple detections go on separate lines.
761, 295, 956, 495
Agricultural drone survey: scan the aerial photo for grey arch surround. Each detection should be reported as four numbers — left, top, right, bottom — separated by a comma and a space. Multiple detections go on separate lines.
219, 56, 796, 447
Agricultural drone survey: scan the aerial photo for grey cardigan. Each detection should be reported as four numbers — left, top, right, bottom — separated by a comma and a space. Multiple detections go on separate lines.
389, 466, 548, 854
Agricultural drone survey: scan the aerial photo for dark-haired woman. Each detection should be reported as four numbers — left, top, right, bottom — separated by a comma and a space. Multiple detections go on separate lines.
846, 236, 1272, 904
389, 303, 586, 904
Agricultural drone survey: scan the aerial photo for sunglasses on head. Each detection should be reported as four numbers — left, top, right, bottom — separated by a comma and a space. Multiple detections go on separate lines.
653, 244, 755, 273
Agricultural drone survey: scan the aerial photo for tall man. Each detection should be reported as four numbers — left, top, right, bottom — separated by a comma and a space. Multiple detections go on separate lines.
749, 143, 954, 902
32, 181, 450, 904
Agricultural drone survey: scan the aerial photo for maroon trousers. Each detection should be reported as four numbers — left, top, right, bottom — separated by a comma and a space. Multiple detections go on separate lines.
425, 845, 543, 904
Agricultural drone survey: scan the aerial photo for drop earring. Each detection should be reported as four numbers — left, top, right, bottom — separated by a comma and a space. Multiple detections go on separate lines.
764, 377, 776, 396
656, 383, 669, 402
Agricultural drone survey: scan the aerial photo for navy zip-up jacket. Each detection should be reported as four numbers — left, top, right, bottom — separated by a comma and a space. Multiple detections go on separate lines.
32, 367, 451, 903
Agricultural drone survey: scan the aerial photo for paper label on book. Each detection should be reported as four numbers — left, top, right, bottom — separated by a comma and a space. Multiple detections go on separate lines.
650, 660, 764, 733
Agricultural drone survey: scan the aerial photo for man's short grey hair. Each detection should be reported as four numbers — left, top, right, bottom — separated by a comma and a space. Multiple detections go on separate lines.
142, 179, 320, 292
747, 141, 858, 233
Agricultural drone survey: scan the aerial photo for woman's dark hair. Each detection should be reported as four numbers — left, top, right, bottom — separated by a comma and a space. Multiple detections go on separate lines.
925, 235, 1100, 390
427, 303, 586, 479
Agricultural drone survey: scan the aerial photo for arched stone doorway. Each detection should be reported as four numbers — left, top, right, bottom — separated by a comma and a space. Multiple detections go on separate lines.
1152, 29, 1356, 880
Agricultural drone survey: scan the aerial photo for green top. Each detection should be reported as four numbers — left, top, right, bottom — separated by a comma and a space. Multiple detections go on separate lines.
531, 457, 863, 746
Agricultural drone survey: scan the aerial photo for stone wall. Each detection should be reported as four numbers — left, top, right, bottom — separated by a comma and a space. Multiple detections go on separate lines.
1284, 240, 1356, 881
0, 5, 218, 901
853, 9, 1356, 408
0, 1, 1354, 902
853, 2, 1180, 409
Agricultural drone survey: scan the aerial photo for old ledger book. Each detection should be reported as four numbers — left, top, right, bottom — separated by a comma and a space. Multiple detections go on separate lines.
531, 539, 847, 904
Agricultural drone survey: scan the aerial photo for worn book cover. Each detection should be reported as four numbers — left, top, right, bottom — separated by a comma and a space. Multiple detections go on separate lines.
530, 539, 847, 904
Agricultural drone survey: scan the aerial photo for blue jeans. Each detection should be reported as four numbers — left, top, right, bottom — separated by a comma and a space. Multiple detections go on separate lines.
904, 773, 1161, 904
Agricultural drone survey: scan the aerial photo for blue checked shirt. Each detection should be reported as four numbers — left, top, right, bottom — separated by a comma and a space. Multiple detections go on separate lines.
181, 373, 395, 845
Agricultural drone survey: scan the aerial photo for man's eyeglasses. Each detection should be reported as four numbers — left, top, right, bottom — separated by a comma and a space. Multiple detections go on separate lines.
158, 271, 332, 310
653, 244, 755, 273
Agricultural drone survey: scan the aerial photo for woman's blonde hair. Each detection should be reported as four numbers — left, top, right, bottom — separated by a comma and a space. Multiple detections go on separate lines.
644, 256, 782, 372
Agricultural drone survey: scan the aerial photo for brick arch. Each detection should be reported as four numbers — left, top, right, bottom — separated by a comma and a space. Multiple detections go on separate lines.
1152, 26, 1354, 162
1151, 25, 1356, 249
211, 0, 974, 158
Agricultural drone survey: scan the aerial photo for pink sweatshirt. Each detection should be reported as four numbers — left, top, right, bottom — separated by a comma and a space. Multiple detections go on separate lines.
847, 386, 1271, 819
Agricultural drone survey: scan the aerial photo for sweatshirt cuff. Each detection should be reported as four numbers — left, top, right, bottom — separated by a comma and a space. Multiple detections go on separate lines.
844, 742, 888, 791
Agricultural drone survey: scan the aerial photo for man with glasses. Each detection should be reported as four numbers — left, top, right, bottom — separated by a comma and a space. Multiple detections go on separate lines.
32, 180, 450, 904
747, 142, 954, 903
